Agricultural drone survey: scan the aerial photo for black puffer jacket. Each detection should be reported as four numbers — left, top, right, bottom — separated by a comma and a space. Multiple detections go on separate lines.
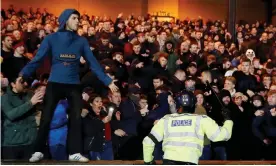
82, 109, 106, 152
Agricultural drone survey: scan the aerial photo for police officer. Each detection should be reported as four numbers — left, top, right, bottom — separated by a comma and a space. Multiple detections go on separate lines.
143, 90, 233, 165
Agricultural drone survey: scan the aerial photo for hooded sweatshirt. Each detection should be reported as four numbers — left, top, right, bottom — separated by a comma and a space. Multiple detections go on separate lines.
164, 40, 178, 75
20, 9, 111, 85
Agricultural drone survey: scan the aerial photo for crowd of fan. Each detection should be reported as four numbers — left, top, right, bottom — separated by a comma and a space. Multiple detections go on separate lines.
1, 5, 276, 161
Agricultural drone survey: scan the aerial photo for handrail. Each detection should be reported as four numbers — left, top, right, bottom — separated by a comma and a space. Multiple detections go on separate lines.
2, 160, 276, 165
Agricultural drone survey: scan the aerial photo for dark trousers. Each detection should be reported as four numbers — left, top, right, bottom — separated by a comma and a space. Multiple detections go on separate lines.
49, 144, 67, 160
34, 82, 82, 154
2, 145, 33, 160
116, 135, 140, 160
199, 145, 212, 160
163, 159, 196, 165
213, 146, 227, 160
264, 137, 276, 160
89, 141, 113, 160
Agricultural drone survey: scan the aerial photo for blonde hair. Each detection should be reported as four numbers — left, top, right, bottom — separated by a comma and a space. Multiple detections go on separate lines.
225, 76, 236, 85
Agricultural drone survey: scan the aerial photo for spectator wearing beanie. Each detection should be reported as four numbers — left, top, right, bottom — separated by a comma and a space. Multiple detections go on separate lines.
81, 86, 94, 116
252, 94, 265, 115
123, 33, 137, 58
210, 89, 236, 160
228, 91, 256, 160
130, 48, 155, 93
254, 85, 269, 99
265, 62, 274, 75
187, 62, 199, 79
251, 94, 267, 160
185, 76, 196, 93
137, 33, 146, 51
5, 41, 30, 81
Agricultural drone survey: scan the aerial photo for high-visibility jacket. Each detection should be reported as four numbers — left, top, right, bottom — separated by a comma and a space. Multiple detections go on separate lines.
143, 113, 233, 164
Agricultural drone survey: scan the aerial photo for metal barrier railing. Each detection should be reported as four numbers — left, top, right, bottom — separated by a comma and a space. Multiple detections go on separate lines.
2, 160, 276, 165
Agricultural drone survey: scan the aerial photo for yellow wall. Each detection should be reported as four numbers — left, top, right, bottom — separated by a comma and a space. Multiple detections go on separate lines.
148, 0, 179, 18
178, 0, 266, 23
2, 0, 143, 20
2, 0, 266, 23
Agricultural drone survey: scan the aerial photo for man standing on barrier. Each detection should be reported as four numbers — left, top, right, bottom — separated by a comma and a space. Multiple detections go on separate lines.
18, 9, 118, 163
143, 90, 233, 165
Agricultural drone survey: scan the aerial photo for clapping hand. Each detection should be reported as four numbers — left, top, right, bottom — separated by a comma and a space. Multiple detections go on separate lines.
30, 91, 44, 105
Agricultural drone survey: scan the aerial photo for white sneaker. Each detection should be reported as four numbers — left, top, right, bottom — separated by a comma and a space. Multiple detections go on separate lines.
29, 152, 44, 162
69, 153, 89, 162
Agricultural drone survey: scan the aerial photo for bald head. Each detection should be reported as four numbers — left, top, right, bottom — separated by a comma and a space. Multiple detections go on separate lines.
174, 69, 186, 81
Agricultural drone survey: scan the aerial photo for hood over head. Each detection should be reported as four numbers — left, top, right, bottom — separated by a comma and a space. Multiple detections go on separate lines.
58, 9, 80, 31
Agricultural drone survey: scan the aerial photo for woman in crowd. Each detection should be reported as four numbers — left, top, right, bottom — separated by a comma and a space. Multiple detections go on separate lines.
82, 94, 114, 160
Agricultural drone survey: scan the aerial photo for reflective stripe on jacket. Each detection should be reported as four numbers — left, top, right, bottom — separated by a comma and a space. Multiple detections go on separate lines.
143, 113, 233, 164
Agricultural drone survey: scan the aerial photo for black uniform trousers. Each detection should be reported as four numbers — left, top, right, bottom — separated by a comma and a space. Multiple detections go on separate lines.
163, 159, 197, 165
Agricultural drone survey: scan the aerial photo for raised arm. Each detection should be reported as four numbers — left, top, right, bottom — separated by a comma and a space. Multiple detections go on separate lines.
201, 116, 233, 142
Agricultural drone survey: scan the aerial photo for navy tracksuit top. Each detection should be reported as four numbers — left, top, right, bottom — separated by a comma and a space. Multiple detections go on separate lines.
20, 9, 112, 86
